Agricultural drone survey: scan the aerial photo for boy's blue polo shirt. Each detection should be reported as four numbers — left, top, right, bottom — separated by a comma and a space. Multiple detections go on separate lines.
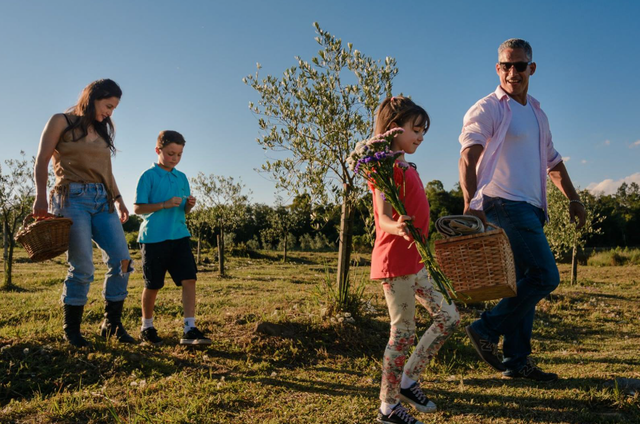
135, 163, 191, 244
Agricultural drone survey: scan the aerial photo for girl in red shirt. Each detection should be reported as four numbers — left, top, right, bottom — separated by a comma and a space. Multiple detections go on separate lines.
372, 97, 460, 424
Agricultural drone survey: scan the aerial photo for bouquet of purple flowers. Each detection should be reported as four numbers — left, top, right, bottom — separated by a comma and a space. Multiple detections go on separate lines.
348, 128, 457, 304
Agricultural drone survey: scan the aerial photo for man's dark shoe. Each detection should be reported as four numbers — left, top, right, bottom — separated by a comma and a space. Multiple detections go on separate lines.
377, 403, 423, 424
140, 327, 164, 346
502, 359, 558, 382
180, 327, 212, 346
399, 382, 437, 413
465, 324, 506, 372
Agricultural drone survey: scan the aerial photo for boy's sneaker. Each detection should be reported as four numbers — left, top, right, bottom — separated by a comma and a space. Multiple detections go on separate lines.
399, 382, 437, 413
502, 358, 558, 382
140, 327, 163, 346
377, 403, 423, 424
180, 327, 212, 345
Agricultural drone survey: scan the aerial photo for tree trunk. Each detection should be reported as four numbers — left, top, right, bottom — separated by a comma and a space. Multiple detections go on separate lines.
283, 232, 287, 263
2, 220, 13, 289
571, 243, 578, 285
2, 219, 7, 265
196, 232, 202, 264
336, 194, 355, 307
217, 230, 225, 277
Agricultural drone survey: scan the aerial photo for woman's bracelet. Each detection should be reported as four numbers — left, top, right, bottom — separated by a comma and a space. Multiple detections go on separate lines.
113, 194, 122, 201
161, 201, 165, 209
569, 199, 584, 208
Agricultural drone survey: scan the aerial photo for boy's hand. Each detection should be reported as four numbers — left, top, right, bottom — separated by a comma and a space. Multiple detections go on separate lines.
186, 196, 196, 207
394, 215, 413, 241
165, 196, 183, 209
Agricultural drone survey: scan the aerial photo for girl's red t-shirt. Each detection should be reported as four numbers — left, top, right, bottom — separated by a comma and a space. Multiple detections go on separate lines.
369, 164, 430, 279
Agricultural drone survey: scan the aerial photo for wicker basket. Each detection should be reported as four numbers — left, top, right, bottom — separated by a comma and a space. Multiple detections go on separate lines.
15, 214, 73, 262
434, 223, 516, 303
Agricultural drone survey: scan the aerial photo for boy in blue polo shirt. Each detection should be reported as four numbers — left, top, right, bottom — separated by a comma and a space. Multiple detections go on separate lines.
133, 130, 211, 346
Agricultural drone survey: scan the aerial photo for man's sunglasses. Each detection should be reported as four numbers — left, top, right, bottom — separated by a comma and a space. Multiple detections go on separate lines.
499, 62, 532, 72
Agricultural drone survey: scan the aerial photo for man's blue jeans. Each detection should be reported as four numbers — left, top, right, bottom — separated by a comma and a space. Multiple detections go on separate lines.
470, 196, 560, 371
51, 183, 132, 306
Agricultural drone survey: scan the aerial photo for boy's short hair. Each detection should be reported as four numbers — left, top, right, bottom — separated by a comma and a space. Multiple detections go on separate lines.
157, 130, 186, 149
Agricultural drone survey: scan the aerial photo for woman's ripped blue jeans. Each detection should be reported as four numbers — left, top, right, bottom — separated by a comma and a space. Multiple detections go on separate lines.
51, 183, 132, 306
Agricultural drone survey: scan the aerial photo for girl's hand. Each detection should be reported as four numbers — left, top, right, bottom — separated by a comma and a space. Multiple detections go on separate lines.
164, 196, 183, 209
115, 197, 129, 223
394, 215, 413, 241
186, 196, 196, 208
32, 196, 49, 217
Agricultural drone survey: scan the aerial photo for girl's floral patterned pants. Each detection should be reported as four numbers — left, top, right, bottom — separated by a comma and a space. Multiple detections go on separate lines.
379, 267, 460, 403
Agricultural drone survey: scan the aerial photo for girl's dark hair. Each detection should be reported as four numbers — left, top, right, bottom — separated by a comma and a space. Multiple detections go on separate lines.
157, 130, 186, 149
61, 79, 122, 154
374, 96, 430, 136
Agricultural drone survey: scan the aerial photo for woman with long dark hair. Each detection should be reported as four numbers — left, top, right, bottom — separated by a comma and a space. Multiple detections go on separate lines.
33, 79, 135, 347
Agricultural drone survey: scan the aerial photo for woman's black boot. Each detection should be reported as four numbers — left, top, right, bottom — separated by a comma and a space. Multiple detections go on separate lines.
100, 300, 136, 343
63, 304, 91, 348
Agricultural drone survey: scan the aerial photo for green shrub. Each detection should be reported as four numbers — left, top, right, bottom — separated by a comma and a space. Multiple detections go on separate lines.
587, 248, 640, 266
125, 231, 139, 250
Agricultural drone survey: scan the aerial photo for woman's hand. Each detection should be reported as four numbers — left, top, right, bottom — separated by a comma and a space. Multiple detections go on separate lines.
32, 196, 49, 217
115, 197, 129, 223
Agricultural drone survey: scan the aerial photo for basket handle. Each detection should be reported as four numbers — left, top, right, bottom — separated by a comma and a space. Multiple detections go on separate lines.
22, 213, 57, 227
485, 223, 500, 231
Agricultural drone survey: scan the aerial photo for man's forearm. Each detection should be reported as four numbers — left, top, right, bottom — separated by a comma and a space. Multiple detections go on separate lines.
459, 145, 484, 208
548, 162, 580, 200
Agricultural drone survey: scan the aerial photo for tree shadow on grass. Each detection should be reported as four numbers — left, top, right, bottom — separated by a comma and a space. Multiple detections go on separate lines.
0, 284, 28, 293
0, 339, 226, 407
431, 376, 638, 424
207, 316, 390, 375
254, 375, 378, 398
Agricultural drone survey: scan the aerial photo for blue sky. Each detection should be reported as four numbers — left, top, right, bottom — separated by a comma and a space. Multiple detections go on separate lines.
1, 0, 638, 206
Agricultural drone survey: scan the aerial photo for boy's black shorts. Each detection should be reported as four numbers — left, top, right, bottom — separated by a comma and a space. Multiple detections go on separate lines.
141, 237, 197, 289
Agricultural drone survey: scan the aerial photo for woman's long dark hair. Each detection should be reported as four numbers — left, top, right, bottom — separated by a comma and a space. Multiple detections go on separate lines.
61, 79, 122, 154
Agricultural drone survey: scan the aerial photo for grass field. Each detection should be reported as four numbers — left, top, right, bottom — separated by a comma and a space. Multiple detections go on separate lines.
1, 248, 639, 423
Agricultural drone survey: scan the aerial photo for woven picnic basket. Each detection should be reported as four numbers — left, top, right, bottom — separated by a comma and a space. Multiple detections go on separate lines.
434, 223, 516, 303
15, 214, 73, 262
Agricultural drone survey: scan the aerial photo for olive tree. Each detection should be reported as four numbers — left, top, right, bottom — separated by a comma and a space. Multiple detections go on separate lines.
190, 173, 251, 276
0, 153, 34, 289
545, 182, 603, 284
261, 197, 304, 263
244, 22, 397, 304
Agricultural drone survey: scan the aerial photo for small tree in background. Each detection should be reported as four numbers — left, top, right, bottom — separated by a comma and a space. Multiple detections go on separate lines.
186, 207, 214, 264
262, 197, 303, 262
191, 173, 251, 276
244, 22, 397, 310
545, 182, 603, 284
0, 153, 34, 290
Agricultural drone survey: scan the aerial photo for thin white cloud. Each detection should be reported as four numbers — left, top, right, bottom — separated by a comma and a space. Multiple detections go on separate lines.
562, 156, 571, 162
630, 140, 640, 148
587, 172, 640, 195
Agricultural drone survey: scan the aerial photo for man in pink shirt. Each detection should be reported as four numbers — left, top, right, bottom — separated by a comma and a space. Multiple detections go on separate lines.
458, 38, 586, 381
